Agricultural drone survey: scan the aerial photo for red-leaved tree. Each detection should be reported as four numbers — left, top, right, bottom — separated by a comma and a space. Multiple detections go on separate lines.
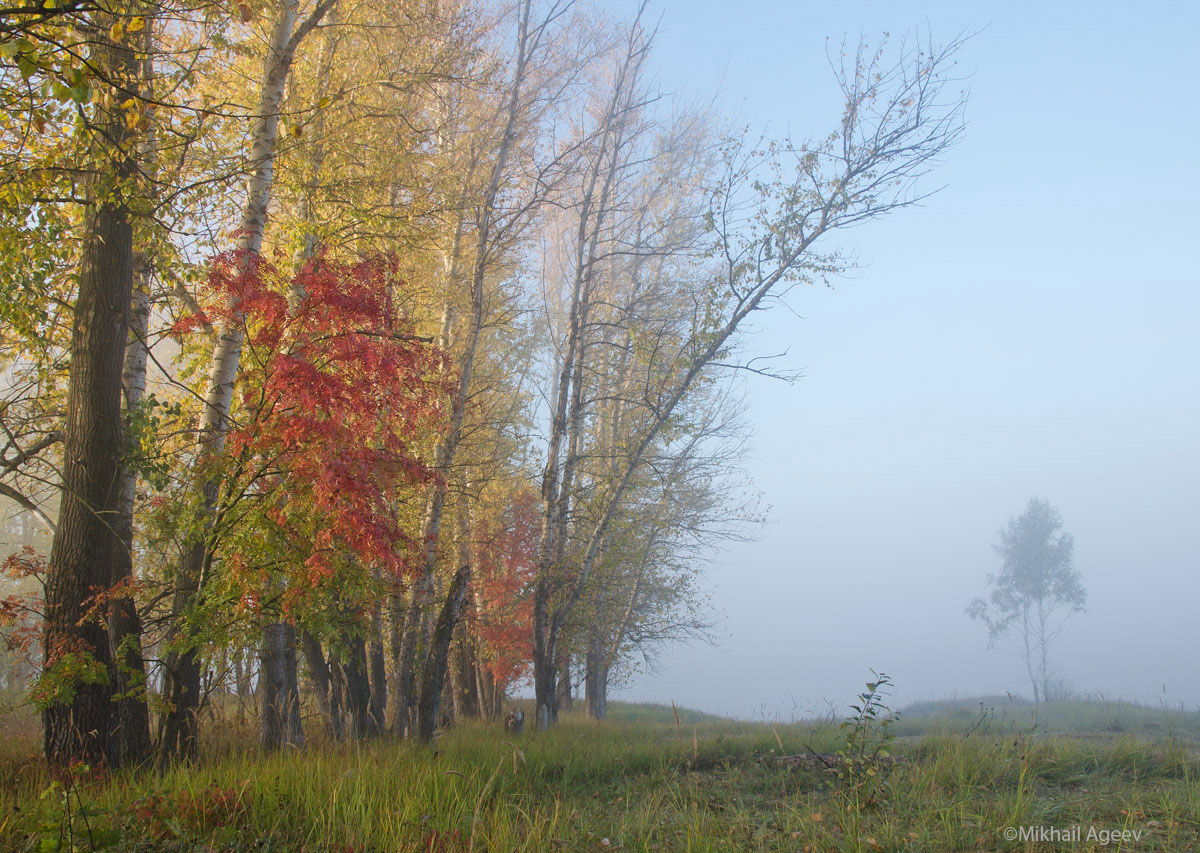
468, 486, 539, 694
169, 250, 448, 743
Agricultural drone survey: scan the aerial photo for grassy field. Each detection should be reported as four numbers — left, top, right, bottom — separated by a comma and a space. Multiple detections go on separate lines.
1, 697, 1198, 851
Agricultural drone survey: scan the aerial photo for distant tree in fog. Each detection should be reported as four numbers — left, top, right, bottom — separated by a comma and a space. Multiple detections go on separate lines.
967, 498, 1087, 703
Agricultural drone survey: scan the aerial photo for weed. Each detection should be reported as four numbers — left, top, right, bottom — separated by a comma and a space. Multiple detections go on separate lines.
835, 671, 898, 809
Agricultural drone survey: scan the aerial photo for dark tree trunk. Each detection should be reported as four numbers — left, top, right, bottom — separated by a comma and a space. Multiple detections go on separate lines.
533, 593, 558, 730
391, 590, 420, 736
43, 202, 131, 766
556, 647, 573, 712
42, 9, 140, 765
109, 279, 152, 766
585, 637, 608, 720
302, 630, 342, 739
158, 567, 205, 763
387, 595, 404, 734
107, 592, 150, 762
260, 624, 285, 749
260, 622, 303, 750
340, 633, 371, 739
416, 565, 470, 743
106, 8, 160, 767
284, 625, 303, 744
450, 624, 479, 719
367, 601, 386, 736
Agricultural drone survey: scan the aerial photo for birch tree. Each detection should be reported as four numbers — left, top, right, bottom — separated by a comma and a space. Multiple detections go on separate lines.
159, 0, 336, 763
967, 498, 1087, 702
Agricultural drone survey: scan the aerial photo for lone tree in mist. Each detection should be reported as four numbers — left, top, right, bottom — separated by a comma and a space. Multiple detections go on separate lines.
967, 498, 1087, 703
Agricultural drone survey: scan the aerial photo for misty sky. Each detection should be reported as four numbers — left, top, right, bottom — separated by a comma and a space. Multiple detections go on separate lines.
607, 0, 1200, 717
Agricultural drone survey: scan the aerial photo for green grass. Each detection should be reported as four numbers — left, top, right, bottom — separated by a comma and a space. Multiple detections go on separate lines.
1, 699, 1198, 851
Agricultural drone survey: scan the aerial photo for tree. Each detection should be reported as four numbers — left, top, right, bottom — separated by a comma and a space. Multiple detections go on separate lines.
1, 0, 969, 759
530, 29, 969, 728
158, 0, 337, 763
204, 251, 440, 746
37, 0, 147, 768
967, 497, 1087, 703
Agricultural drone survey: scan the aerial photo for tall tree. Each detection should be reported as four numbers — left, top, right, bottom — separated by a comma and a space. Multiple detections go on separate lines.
39, 0, 145, 767
531, 31, 968, 727
158, 0, 336, 763
532, 5, 655, 730
967, 497, 1087, 702
394, 0, 581, 741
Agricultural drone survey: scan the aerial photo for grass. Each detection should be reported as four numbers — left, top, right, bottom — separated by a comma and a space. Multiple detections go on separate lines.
896, 695, 1200, 743
0, 699, 1197, 851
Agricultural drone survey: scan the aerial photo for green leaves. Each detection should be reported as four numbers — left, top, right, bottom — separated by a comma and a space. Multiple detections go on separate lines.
1, 35, 91, 98
122, 394, 186, 491
29, 648, 108, 711
836, 670, 898, 809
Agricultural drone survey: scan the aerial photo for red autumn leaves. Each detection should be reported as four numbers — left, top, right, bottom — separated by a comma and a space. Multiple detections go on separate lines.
172, 250, 535, 685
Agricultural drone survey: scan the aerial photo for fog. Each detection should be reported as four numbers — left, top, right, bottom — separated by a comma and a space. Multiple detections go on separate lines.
615, 0, 1200, 717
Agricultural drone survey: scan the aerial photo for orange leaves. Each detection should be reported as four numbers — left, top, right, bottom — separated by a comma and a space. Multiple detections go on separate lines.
470, 486, 540, 686
0, 547, 45, 665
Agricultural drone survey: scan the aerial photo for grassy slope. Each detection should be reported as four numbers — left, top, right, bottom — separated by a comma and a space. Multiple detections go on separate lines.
0, 699, 1197, 851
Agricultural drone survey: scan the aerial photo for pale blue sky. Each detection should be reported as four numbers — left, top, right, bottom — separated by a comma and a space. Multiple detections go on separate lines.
606, 0, 1200, 716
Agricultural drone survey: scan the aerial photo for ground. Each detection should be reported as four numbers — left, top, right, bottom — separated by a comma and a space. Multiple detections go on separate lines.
1, 697, 1197, 851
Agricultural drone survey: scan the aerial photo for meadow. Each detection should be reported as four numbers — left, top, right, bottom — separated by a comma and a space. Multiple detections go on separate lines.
1, 696, 1198, 851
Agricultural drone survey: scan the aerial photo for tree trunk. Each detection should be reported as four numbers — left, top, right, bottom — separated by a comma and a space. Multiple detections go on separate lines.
586, 670, 608, 721
391, 587, 421, 736
43, 200, 129, 767
259, 622, 302, 750
284, 625, 303, 744
233, 647, 249, 726
340, 634, 371, 739
302, 630, 342, 739
258, 629, 282, 748
158, 0, 332, 763
367, 596, 386, 737
474, 643, 498, 720
42, 4, 140, 767
106, 6, 160, 766
329, 659, 346, 737
108, 276, 152, 765
416, 565, 471, 743
556, 647, 573, 712
533, 613, 557, 731
387, 593, 408, 734
585, 635, 609, 720
449, 624, 479, 719
1022, 605, 1040, 703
